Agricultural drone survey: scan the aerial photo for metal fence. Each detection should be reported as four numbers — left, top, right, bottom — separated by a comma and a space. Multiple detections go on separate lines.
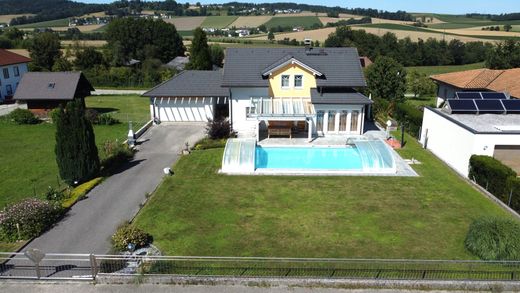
2, 253, 520, 281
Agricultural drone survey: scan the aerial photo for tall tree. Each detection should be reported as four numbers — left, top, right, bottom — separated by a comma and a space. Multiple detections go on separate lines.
29, 32, 62, 71
209, 44, 224, 67
366, 56, 407, 115
105, 18, 185, 65
186, 27, 212, 70
74, 47, 104, 70
55, 99, 100, 185
486, 40, 520, 69
407, 71, 436, 98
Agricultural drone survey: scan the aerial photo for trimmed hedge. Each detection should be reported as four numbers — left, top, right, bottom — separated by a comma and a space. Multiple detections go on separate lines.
469, 155, 517, 202
465, 217, 520, 260
62, 177, 103, 209
394, 102, 423, 137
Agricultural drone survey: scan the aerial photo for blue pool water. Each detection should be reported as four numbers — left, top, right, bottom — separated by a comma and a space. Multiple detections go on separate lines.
255, 146, 364, 170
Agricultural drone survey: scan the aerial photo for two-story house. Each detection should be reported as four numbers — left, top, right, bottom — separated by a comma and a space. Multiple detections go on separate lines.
143, 47, 371, 141
0, 49, 31, 103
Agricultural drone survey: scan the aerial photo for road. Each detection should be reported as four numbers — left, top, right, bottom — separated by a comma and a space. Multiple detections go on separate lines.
23, 124, 204, 254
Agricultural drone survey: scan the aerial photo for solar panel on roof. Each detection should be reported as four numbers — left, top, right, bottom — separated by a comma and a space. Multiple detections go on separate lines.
481, 92, 507, 100
447, 99, 478, 113
474, 99, 505, 113
502, 99, 520, 114
456, 92, 482, 99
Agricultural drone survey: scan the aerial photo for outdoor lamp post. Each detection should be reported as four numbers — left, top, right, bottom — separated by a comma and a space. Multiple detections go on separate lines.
127, 121, 136, 147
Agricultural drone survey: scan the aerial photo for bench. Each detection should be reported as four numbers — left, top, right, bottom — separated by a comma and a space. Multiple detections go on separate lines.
268, 121, 292, 138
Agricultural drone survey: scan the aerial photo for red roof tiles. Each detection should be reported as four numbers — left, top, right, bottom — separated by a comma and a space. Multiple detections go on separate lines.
0, 49, 32, 66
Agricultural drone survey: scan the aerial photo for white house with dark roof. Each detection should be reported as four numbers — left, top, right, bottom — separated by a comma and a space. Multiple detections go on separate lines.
143, 47, 372, 141
0, 49, 31, 103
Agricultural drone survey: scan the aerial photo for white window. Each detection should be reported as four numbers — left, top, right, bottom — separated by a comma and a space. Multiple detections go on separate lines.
281, 75, 290, 88
13, 66, 19, 77
294, 75, 303, 88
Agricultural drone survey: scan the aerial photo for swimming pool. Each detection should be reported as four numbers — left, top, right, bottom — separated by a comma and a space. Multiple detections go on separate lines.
255, 146, 363, 170
221, 138, 397, 174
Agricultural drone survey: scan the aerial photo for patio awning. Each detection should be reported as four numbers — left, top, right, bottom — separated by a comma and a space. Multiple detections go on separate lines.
247, 97, 315, 120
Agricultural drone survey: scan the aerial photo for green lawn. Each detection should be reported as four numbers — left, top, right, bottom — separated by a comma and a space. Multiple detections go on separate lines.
0, 95, 149, 208
15, 18, 69, 28
406, 62, 485, 76
134, 134, 513, 259
264, 16, 322, 30
201, 16, 238, 28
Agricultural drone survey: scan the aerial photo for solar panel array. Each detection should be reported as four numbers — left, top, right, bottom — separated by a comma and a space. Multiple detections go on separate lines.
447, 92, 520, 114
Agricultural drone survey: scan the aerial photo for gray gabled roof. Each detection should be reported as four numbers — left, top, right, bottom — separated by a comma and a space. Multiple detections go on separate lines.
142, 70, 229, 97
222, 47, 366, 88
310, 88, 373, 105
14, 72, 93, 101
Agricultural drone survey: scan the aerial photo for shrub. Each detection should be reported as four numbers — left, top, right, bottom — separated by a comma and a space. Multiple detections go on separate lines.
62, 177, 103, 209
96, 114, 120, 125
7, 109, 39, 124
469, 155, 517, 201
85, 109, 100, 124
111, 222, 152, 251
101, 140, 135, 171
0, 198, 63, 241
465, 217, 520, 260
44, 186, 66, 202
394, 102, 423, 137
206, 117, 234, 139
194, 138, 227, 150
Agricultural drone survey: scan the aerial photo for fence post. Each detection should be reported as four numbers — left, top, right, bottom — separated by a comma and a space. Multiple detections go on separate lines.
90, 254, 98, 280
508, 189, 514, 207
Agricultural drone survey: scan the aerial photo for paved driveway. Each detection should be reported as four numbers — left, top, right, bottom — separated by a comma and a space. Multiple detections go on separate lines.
24, 123, 205, 254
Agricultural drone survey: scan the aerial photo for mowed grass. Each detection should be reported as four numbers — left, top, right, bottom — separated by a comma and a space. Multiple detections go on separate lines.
0, 95, 149, 208
85, 94, 150, 129
201, 16, 238, 28
15, 18, 69, 28
430, 14, 520, 29
264, 16, 322, 30
406, 62, 485, 76
134, 134, 512, 259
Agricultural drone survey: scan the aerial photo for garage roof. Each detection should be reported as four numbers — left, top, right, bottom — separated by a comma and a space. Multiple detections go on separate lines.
143, 70, 229, 97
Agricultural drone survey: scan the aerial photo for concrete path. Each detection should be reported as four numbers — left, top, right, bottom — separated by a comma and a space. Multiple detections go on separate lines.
0, 283, 465, 293
23, 124, 205, 254
91, 89, 147, 96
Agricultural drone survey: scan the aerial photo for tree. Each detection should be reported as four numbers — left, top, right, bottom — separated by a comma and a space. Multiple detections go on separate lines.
366, 56, 407, 116
55, 99, 100, 185
186, 27, 212, 70
486, 40, 520, 69
209, 44, 224, 67
258, 24, 267, 32
28, 32, 62, 71
267, 31, 275, 42
105, 18, 185, 65
407, 70, 436, 98
74, 47, 104, 70
52, 57, 73, 71
504, 24, 513, 32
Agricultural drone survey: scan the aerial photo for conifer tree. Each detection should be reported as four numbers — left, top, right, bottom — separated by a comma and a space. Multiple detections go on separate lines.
186, 27, 212, 70
55, 99, 100, 185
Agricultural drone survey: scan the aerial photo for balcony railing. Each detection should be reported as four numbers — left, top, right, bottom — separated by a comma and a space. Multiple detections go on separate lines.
247, 97, 315, 119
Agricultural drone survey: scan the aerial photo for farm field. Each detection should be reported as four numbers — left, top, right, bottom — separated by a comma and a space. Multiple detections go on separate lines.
0, 95, 148, 208
264, 16, 322, 30
61, 40, 107, 47
201, 16, 238, 28
251, 27, 336, 42
163, 16, 206, 31
229, 16, 272, 28
14, 18, 69, 28
406, 62, 485, 76
0, 14, 34, 24
134, 134, 514, 259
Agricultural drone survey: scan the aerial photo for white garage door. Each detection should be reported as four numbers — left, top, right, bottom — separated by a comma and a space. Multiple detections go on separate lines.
156, 98, 214, 122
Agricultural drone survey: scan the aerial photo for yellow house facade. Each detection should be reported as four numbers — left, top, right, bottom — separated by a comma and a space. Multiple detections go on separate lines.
267, 63, 317, 99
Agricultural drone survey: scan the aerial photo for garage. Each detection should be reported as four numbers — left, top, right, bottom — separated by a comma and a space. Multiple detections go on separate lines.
494, 145, 520, 174
143, 70, 229, 122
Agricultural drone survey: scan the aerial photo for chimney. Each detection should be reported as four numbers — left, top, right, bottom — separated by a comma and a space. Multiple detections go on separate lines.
304, 38, 312, 51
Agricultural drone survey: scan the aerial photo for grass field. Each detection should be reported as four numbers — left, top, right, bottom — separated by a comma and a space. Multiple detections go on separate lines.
429, 14, 520, 29
0, 14, 34, 24
406, 62, 485, 76
201, 16, 238, 28
357, 23, 437, 33
15, 18, 69, 28
0, 95, 148, 208
264, 16, 322, 30
229, 16, 272, 28
134, 134, 513, 259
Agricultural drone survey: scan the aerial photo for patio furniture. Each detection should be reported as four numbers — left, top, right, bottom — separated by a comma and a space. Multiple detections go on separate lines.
268, 121, 292, 138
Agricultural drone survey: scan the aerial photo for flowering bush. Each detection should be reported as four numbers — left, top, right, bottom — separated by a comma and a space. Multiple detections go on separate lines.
111, 223, 152, 251
101, 140, 135, 171
0, 198, 64, 241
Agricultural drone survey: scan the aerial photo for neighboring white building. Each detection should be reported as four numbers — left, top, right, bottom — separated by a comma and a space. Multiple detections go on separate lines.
420, 95, 520, 177
0, 49, 31, 103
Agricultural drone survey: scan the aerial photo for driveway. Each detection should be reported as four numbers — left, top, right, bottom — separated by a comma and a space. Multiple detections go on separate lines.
23, 123, 205, 254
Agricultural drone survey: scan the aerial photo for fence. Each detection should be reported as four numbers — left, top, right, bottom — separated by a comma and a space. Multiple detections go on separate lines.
3, 253, 520, 282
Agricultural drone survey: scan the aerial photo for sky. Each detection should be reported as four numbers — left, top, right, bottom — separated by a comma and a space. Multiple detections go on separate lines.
79, 0, 519, 14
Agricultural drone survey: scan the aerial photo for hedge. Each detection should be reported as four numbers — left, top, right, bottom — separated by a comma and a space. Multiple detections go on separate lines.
394, 102, 423, 138
62, 177, 103, 209
469, 155, 517, 202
